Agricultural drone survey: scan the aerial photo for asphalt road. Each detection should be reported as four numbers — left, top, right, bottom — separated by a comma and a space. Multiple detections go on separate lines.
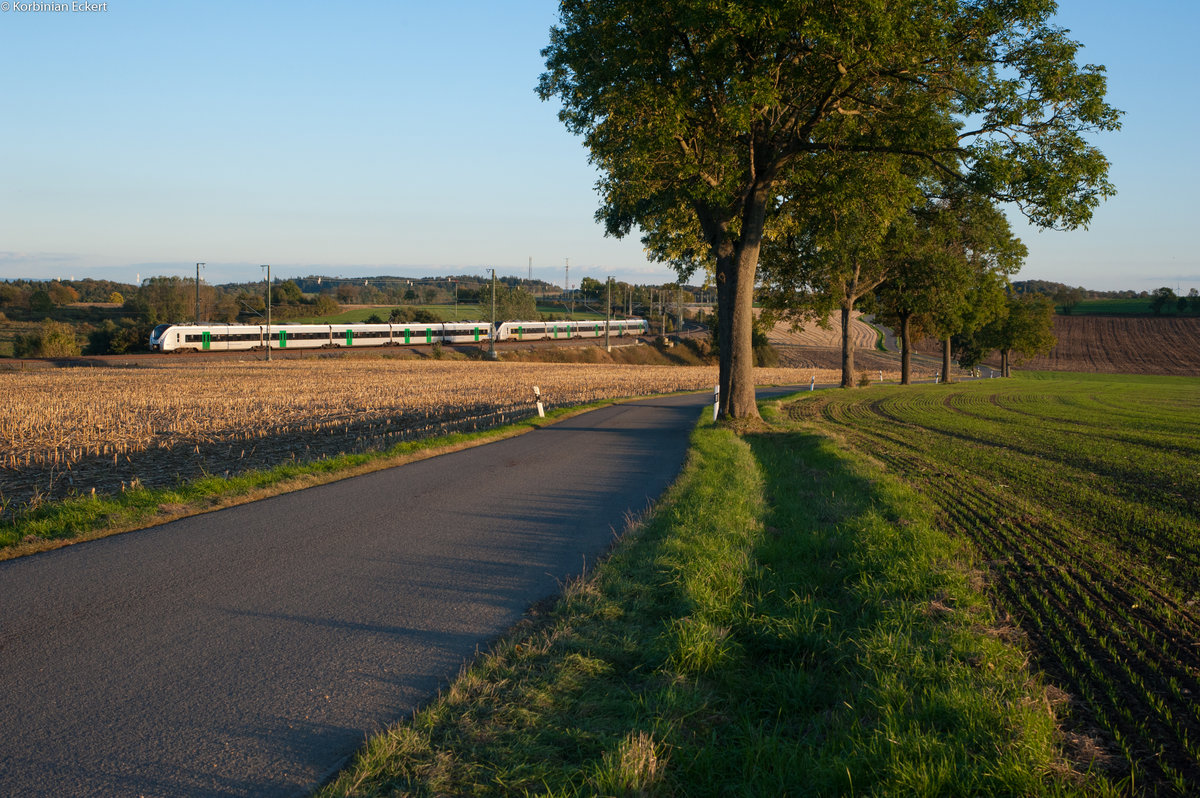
0, 391, 726, 797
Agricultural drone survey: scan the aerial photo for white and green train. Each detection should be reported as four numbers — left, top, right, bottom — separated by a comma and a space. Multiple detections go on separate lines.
149, 319, 647, 353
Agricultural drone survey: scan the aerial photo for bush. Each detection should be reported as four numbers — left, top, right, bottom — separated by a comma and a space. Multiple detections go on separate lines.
15, 319, 81, 357
389, 306, 440, 324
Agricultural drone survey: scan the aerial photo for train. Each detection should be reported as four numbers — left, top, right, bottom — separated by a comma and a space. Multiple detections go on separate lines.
149, 318, 648, 353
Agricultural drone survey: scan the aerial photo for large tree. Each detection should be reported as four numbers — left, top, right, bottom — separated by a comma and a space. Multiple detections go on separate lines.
873, 207, 948, 385
539, 0, 1118, 418
989, 293, 1057, 376
759, 156, 919, 387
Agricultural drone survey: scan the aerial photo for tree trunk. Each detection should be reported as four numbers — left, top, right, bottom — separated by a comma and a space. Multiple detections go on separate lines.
713, 182, 773, 421
727, 242, 762, 418
840, 303, 855, 388
899, 312, 911, 385
1001, 348, 1010, 377
715, 254, 733, 417
941, 336, 953, 384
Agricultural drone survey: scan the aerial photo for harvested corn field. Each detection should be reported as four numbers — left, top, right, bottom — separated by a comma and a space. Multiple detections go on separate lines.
0, 359, 837, 515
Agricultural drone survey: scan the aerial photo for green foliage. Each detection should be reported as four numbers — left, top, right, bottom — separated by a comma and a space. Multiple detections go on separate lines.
479, 282, 538, 323
14, 319, 81, 357
388, 306, 440, 324
539, 0, 1118, 417
311, 294, 341, 317
1053, 286, 1086, 314
132, 276, 191, 323
29, 289, 54, 314
966, 293, 1057, 373
275, 280, 303, 303
1149, 286, 1177, 316
0, 283, 26, 308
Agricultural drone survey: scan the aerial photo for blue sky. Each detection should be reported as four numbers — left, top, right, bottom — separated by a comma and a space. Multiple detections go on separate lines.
0, 0, 1194, 293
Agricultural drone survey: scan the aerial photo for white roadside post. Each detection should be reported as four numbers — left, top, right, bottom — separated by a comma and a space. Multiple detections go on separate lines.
810, 376, 815, 391
713, 385, 719, 421
534, 385, 545, 418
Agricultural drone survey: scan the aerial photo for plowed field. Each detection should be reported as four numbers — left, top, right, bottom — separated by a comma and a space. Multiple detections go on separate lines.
783, 373, 1200, 792
1020, 316, 1200, 376
762, 310, 881, 349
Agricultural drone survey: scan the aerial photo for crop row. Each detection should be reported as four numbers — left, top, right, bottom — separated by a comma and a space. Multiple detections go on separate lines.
787, 375, 1200, 790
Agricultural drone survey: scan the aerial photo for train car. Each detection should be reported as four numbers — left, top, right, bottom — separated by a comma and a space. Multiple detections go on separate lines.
151, 323, 267, 352
495, 321, 548, 342
269, 324, 337, 350
496, 318, 646, 342
151, 318, 644, 352
442, 322, 493, 343
326, 323, 395, 347
612, 318, 647, 336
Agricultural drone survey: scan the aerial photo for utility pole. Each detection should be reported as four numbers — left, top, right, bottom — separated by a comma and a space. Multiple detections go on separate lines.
195, 262, 205, 325
677, 284, 684, 337
261, 264, 271, 362
605, 277, 612, 352
488, 268, 498, 360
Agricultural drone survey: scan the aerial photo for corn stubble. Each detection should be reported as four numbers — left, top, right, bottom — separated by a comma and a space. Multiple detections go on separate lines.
0, 359, 836, 514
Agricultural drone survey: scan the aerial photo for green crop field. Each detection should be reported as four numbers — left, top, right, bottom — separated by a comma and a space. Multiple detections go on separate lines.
787, 373, 1200, 791
1069, 298, 1163, 315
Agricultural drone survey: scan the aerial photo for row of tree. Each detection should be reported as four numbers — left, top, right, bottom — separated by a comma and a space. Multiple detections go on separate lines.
1149, 287, 1200, 316
539, 0, 1120, 416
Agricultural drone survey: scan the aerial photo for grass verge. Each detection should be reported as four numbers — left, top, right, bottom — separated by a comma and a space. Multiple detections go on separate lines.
318, 400, 1104, 796
0, 401, 616, 561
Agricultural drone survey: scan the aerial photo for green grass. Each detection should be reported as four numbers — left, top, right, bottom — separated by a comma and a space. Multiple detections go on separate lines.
861, 318, 889, 351
1066, 298, 1196, 316
318, 403, 1100, 796
795, 372, 1200, 792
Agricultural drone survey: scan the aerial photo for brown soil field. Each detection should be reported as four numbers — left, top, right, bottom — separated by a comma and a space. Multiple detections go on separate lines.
761, 310, 881, 349
911, 315, 1200, 377
1019, 315, 1200, 376
765, 312, 947, 381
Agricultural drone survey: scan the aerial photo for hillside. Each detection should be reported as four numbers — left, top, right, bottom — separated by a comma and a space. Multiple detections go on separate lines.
764, 312, 946, 380
1015, 315, 1200, 376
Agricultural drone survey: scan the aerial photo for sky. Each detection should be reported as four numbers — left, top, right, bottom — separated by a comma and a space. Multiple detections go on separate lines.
0, 0, 1196, 293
